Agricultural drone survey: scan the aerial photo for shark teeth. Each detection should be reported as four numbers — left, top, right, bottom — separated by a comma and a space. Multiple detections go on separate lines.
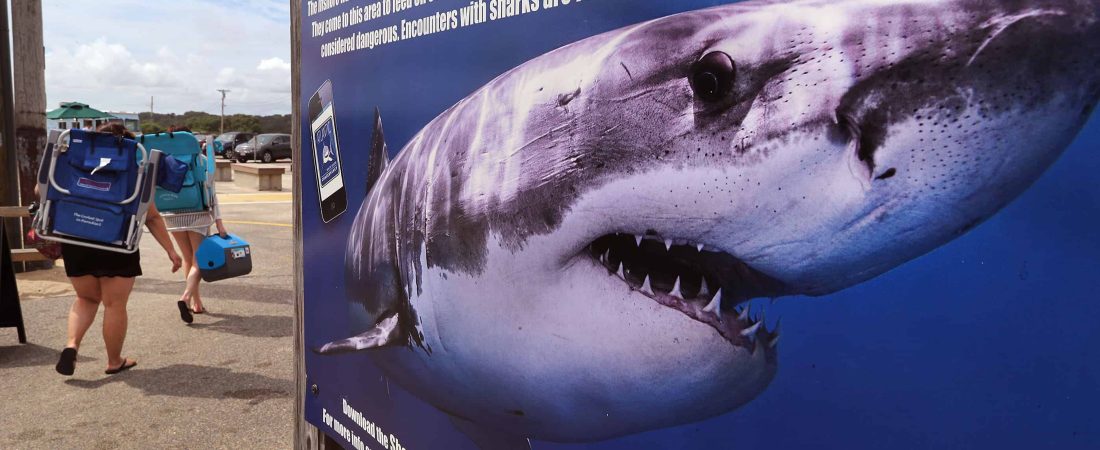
768, 319, 781, 348
740, 321, 763, 337
702, 289, 722, 318
588, 232, 785, 350
640, 275, 654, 296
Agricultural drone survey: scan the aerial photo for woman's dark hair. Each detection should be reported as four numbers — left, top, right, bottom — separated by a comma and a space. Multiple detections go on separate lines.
169, 125, 193, 133
96, 123, 136, 139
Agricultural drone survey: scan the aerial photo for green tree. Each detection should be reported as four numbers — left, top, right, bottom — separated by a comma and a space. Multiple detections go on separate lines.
140, 122, 165, 134
186, 114, 220, 133
225, 114, 262, 133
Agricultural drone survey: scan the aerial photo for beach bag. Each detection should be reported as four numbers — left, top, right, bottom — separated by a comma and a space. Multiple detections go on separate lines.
157, 155, 189, 193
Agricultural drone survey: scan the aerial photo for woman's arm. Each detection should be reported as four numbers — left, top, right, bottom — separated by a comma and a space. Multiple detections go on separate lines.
209, 180, 228, 237
144, 202, 182, 272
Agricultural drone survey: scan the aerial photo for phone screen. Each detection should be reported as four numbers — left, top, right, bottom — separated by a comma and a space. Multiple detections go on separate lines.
309, 80, 347, 222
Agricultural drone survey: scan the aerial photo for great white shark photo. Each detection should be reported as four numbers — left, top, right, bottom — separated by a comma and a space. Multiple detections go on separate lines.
314, 0, 1100, 448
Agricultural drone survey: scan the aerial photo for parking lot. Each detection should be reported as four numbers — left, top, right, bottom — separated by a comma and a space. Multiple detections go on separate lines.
1, 176, 295, 449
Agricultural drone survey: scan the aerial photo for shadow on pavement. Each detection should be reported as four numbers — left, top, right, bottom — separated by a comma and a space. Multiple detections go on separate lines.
64, 364, 291, 404
129, 280, 292, 305
189, 312, 292, 338
0, 343, 97, 368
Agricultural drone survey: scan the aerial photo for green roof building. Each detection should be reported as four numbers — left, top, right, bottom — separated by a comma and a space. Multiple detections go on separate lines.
45, 102, 136, 131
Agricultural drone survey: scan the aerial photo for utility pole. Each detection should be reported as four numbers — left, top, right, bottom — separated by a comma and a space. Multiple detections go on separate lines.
218, 89, 231, 134
150, 96, 154, 115
12, 0, 47, 263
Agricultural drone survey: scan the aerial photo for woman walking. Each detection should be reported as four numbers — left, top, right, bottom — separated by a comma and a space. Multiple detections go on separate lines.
54, 123, 183, 376
164, 126, 228, 323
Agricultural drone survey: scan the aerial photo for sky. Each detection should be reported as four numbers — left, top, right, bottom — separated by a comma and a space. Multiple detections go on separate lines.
42, 0, 291, 116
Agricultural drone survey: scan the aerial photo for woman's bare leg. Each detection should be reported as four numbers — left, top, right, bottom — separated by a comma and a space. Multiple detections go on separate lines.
99, 276, 136, 370
66, 276, 102, 350
172, 231, 195, 305
186, 232, 205, 312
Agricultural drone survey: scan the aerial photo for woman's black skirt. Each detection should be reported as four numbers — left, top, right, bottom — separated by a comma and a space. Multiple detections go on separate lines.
61, 243, 142, 278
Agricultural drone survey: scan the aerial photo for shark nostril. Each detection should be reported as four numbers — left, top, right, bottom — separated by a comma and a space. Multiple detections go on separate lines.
875, 168, 897, 180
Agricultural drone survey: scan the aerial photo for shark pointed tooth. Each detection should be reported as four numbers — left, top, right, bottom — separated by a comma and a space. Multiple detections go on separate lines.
740, 321, 763, 337
768, 319, 782, 348
601, 249, 609, 263
702, 289, 723, 319
664, 239, 673, 251
738, 305, 750, 321
696, 243, 704, 252
634, 235, 643, 246
670, 277, 683, 299
640, 276, 654, 296
698, 278, 710, 297
616, 262, 625, 279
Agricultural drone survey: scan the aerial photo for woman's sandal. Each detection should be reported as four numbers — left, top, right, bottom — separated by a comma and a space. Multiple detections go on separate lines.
177, 300, 194, 324
105, 358, 137, 375
55, 347, 77, 376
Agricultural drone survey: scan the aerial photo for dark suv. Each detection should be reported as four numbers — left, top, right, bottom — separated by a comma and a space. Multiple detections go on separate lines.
216, 132, 256, 160
234, 133, 292, 163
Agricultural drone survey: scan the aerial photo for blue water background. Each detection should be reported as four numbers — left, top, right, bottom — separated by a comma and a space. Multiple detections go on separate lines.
301, 1, 1100, 448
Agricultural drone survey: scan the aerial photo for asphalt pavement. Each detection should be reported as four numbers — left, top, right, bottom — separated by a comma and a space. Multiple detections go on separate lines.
0, 165, 296, 449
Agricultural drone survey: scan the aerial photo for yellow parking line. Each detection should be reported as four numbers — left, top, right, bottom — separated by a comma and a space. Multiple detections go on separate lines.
220, 193, 292, 203
223, 220, 292, 228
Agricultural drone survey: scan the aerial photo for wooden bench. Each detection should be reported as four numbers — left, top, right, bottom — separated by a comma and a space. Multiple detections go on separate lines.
11, 248, 47, 263
215, 160, 234, 182
232, 163, 285, 191
0, 206, 47, 263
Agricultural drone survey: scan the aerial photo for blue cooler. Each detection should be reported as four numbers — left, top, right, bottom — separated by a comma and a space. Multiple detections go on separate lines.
196, 234, 252, 282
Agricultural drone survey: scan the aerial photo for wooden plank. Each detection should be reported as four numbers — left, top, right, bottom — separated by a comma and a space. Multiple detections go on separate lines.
0, 206, 30, 218
11, 248, 46, 263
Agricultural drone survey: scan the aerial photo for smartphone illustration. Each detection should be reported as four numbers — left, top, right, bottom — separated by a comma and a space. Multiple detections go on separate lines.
309, 80, 347, 223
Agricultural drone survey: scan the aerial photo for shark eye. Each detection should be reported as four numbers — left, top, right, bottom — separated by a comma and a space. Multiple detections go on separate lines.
690, 51, 736, 102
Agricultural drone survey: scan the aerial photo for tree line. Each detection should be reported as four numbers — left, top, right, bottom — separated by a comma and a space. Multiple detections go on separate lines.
138, 111, 291, 136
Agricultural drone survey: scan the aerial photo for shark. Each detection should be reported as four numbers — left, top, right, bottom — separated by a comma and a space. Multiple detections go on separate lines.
315, 0, 1100, 448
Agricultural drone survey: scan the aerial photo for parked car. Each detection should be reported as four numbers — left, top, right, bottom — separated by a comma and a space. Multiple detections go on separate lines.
216, 131, 255, 159
193, 134, 214, 153
234, 133, 292, 163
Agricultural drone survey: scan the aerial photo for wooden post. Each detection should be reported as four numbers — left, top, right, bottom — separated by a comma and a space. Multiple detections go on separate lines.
11, 0, 47, 252
291, 0, 326, 448
0, 1, 20, 252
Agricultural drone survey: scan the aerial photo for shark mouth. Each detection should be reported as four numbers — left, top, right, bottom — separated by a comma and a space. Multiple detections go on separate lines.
588, 232, 784, 350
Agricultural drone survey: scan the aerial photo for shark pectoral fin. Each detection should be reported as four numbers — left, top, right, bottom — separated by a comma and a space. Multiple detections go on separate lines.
448, 416, 531, 450
366, 108, 390, 194
313, 313, 402, 355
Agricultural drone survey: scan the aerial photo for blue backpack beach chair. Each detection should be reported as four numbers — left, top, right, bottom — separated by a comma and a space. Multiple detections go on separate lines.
32, 129, 161, 254
142, 131, 217, 232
